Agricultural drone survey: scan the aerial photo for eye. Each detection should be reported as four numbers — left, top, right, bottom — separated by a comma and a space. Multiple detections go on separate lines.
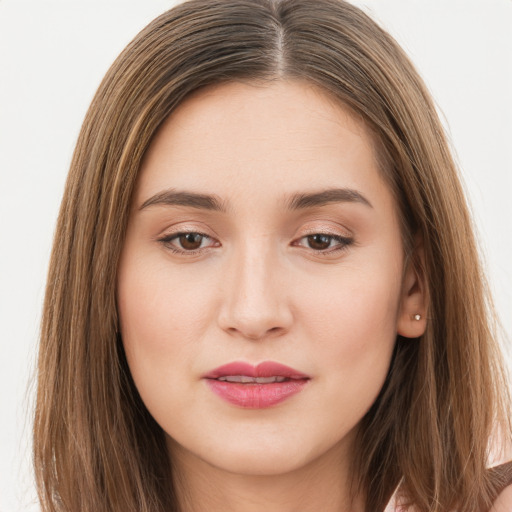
294, 233, 353, 254
158, 231, 219, 254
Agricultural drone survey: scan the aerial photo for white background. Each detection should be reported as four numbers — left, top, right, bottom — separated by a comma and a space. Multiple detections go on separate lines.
0, 1, 511, 510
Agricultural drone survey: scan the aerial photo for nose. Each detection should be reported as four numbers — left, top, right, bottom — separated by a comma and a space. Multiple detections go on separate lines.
217, 240, 293, 340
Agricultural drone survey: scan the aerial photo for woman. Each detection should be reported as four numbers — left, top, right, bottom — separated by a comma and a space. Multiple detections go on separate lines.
33, 0, 512, 510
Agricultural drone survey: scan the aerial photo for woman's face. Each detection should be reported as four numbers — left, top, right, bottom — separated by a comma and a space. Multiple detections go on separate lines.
117, 80, 424, 478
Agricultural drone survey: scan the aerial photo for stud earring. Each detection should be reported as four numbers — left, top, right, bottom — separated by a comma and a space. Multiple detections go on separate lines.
413, 314, 421, 321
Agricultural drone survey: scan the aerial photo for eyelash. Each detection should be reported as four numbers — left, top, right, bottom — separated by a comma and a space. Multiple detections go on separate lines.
157, 230, 354, 257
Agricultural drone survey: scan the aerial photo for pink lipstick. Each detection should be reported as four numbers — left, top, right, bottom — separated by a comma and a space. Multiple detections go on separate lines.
203, 361, 310, 408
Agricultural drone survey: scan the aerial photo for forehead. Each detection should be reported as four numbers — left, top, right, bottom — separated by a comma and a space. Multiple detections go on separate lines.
136, 79, 394, 216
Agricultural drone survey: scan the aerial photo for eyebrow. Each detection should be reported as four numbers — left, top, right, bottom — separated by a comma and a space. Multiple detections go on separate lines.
285, 188, 373, 210
139, 187, 373, 212
139, 190, 229, 212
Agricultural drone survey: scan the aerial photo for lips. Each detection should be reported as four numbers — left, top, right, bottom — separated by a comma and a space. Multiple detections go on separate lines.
203, 361, 310, 408
203, 361, 310, 380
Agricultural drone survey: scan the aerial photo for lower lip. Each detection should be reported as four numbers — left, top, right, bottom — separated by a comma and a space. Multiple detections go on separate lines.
205, 379, 309, 408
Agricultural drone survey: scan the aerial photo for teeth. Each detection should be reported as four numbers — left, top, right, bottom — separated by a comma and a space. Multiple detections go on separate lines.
217, 375, 288, 383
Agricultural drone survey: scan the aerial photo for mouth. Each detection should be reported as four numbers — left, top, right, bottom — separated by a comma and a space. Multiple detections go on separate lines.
202, 361, 310, 408
215, 375, 292, 383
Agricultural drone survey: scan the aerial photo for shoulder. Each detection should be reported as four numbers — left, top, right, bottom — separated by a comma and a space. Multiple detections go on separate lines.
489, 484, 512, 512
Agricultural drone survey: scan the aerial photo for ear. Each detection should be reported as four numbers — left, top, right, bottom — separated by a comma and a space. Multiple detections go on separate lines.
396, 239, 429, 338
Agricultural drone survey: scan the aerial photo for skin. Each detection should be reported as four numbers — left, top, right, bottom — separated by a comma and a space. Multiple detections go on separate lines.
117, 80, 427, 512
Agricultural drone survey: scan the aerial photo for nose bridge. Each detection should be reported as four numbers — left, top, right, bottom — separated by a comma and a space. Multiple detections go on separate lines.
218, 236, 292, 339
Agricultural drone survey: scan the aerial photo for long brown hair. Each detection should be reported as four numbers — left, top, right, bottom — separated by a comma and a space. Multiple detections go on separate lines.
34, 1, 511, 510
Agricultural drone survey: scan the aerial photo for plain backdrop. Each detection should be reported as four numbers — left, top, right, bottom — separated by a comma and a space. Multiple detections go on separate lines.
0, 1, 511, 510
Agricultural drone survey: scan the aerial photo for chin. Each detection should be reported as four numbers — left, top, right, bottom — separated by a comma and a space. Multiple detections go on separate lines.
171, 426, 348, 478
208, 445, 313, 477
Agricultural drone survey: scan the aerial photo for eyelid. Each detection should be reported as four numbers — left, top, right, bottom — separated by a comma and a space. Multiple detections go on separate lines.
298, 221, 352, 237
155, 221, 219, 242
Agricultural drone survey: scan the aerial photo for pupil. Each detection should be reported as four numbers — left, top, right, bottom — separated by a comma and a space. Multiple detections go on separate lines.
180, 233, 203, 250
308, 234, 331, 250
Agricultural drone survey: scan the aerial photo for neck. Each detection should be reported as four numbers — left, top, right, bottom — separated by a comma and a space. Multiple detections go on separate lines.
168, 435, 365, 512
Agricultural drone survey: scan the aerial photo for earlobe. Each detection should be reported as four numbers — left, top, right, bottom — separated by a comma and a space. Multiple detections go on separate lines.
396, 243, 429, 339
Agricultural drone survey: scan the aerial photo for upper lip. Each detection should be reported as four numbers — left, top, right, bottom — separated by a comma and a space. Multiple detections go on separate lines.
203, 361, 310, 380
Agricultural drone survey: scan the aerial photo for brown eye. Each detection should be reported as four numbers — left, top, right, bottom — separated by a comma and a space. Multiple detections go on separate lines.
178, 232, 205, 250
294, 232, 354, 255
158, 231, 217, 254
306, 234, 333, 250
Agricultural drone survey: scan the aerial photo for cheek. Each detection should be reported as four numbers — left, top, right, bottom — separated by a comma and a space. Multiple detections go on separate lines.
116, 251, 217, 409
118, 250, 215, 344
298, 259, 401, 412
302, 259, 401, 340
117, 274, 217, 439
